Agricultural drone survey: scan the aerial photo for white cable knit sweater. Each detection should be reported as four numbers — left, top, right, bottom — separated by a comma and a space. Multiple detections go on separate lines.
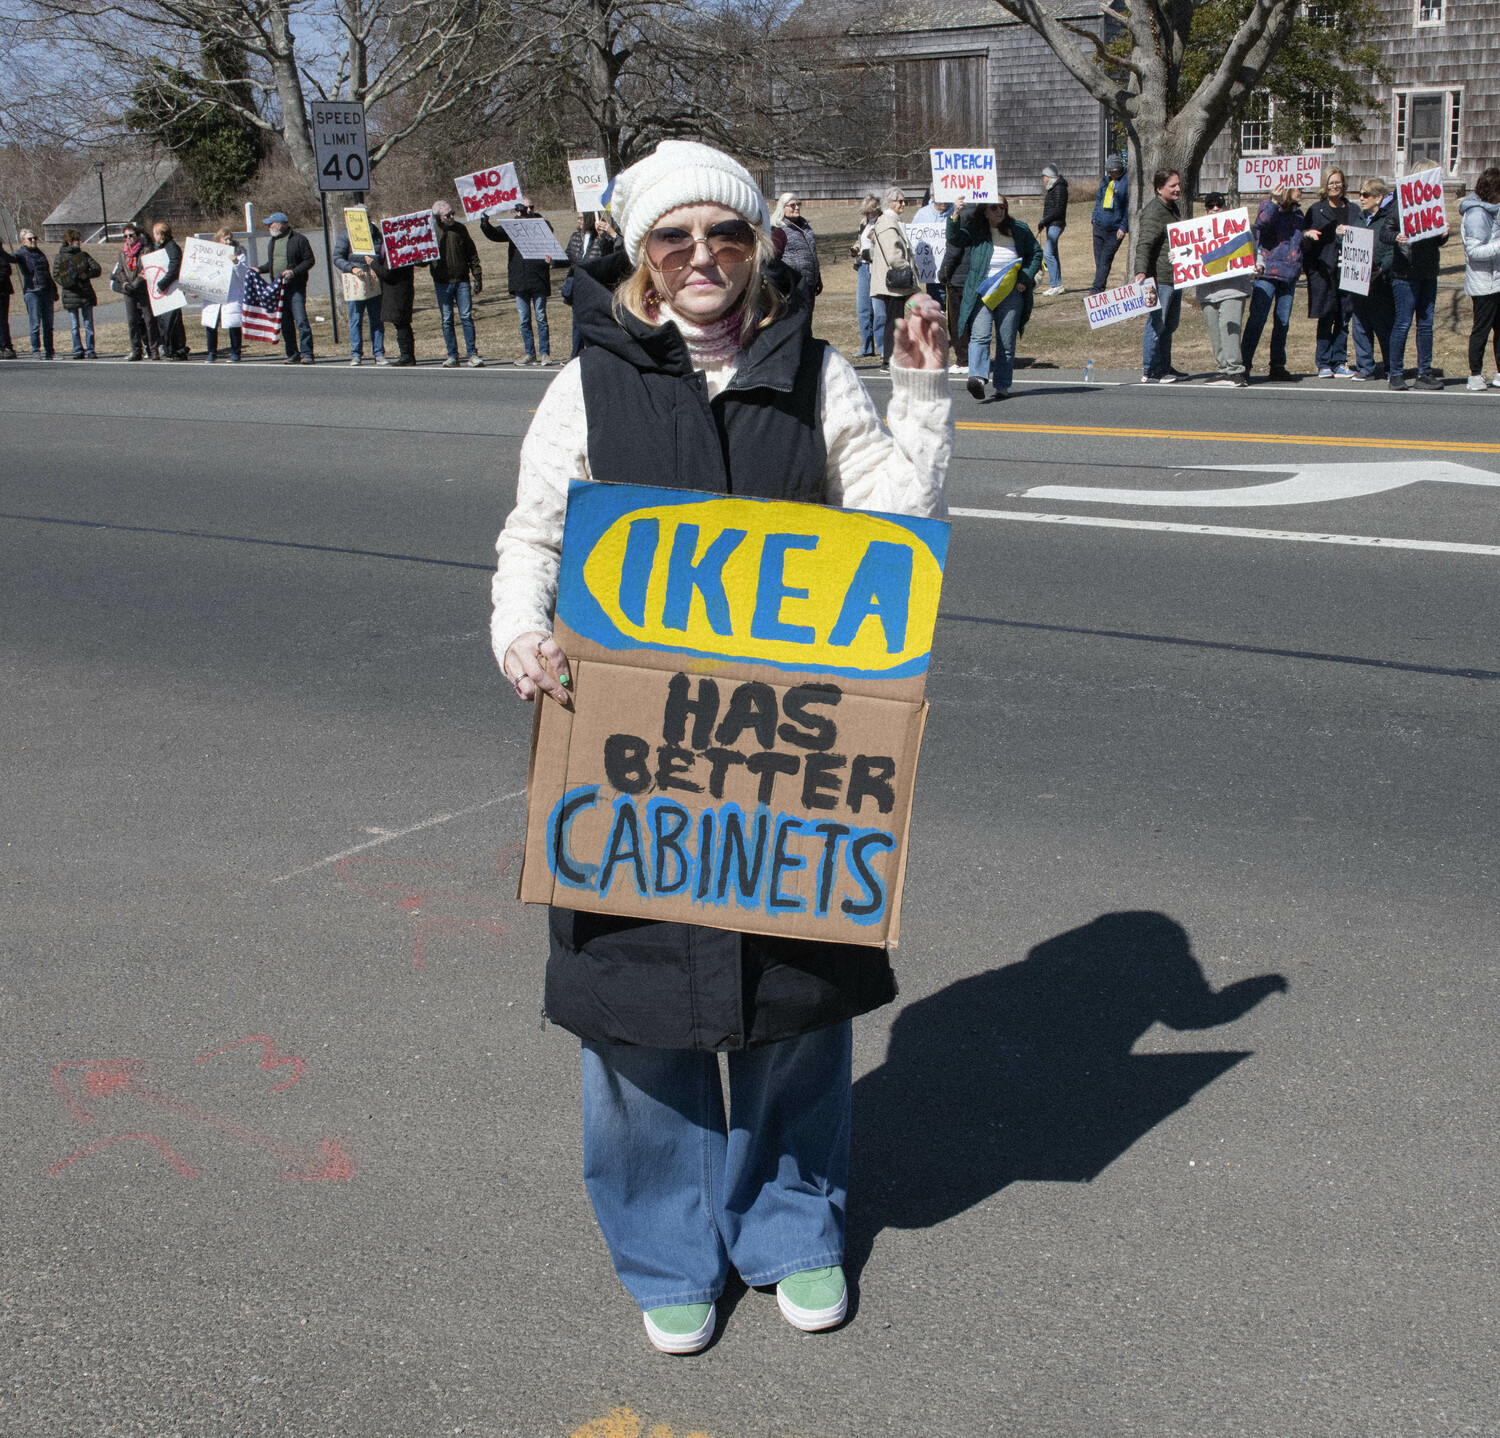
489, 348, 953, 666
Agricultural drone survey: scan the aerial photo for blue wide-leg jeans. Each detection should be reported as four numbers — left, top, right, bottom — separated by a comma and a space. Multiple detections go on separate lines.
581, 1020, 851, 1311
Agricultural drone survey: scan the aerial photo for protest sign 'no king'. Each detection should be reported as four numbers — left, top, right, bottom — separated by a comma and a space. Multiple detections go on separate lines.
520, 482, 951, 948
929, 148, 999, 204
1396, 167, 1449, 244
454, 162, 524, 219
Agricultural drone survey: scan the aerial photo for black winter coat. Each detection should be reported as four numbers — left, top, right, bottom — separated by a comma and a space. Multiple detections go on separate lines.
258, 231, 316, 293
0, 245, 13, 297
371, 243, 415, 326
480, 213, 556, 298
1301, 197, 1353, 319
541, 262, 900, 1052
1040, 177, 1069, 232
55, 244, 102, 311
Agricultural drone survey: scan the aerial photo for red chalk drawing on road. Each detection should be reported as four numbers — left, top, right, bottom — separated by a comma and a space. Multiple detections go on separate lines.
46, 1038, 353, 1183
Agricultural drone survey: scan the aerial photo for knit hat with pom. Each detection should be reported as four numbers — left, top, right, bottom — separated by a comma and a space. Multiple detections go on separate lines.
607, 140, 769, 266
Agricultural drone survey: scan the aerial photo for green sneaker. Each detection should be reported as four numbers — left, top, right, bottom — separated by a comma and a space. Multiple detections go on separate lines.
642, 1301, 715, 1354
776, 1266, 847, 1332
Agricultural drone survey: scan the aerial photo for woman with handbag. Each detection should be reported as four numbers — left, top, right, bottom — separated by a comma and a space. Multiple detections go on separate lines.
200, 228, 247, 363
869, 187, 919, 372
115, 223, 161, 361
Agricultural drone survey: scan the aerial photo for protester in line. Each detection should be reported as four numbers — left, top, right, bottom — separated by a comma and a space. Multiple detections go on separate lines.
258, 212, 316, 364
1381, 182, 1447, 391
148, 222, 192, 360
869, 187, 919, 371
564, 211, 613, 358
951, 195, 1041, 401
770, 193, 823, 312
55, 228, 101, 359
1195, 193, 1251, 386
1348, 180, 1395, 380
371, 218, 417, 366
1301, 169, 1355, 378
1240, 186, 1304, 381
201, 228, 247, 363
431, 199, 484, 368
14, 229, 57, 359
1134, 169, 1184, 383
333, 212, 386, 366
1039, 163, 1068, 295
1459, 166, 1500, 392
481, 203, 558, 366
910, 190, 953, 306
1090, 155, 1129, 293
491, 138, 952, 1359
851, 193, 883, 357
0, 240, 14, 358
116, 222, 160, 361
939, 203, 977, 373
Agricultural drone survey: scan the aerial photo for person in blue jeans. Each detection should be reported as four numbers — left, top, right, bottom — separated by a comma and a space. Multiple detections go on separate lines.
483, 203, 562, 364
1380, 196, 1448, 390
1241, 187, 1305, 380
1347, 181, 1395, 378
258, 213, 316, 363
852, 195, 883, 356
333, 218, 387, 365
13, 230, 56, 358
1039, 163, 1068, 293
429, 200, 485, 367
1133, 168, 1184, 381
950, 196, 1042, 401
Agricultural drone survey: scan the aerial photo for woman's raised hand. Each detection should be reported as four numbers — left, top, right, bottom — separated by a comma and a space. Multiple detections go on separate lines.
503, 631, 572, 705
891, 293, 950, 371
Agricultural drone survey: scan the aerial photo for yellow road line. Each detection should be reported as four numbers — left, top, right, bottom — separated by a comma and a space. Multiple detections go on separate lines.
954, 421, 1500, 454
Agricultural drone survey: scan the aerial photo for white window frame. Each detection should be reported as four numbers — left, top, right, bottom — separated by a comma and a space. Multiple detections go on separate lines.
1414, 0, 1443, 26
1303, 89, 1338, 152
1241, 92, 1274, 155
1448, 89, 1462, 172
1392, 88, 1462, 175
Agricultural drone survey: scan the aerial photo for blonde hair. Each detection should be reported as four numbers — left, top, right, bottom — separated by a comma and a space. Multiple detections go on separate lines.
1317, 169, 1346, 200
214, 227, 235, 245
1269, 185, 1298, 206
613, 226, 785, 348
1360, 177, 1388, 199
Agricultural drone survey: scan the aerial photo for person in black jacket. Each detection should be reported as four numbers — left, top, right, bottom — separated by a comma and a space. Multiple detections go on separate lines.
55, 228, 102, 358
13, 229, 57, 358
562, 211, 620, 357
1039, 163, 1068, 294
257, 212, 316, 363
370, 219, 417, 365
429, 200, 484, 367
148, 222, 191, 359
0, 241, 15, 358
1301, 169, 1356, 377
480, 203, 562, 365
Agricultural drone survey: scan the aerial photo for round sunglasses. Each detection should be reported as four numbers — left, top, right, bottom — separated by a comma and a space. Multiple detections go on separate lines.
645, 220, 757, 275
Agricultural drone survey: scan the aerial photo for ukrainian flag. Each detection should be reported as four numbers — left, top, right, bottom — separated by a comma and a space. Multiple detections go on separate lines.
981, 258, 1022, 310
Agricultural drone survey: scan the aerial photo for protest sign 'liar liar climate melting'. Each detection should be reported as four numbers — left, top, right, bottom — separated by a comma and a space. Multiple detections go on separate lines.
520, 483, 951, 948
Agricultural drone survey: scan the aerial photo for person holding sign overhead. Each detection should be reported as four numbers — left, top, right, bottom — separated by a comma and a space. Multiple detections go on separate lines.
428, 200, 484, 368
490, 138, 951, 1357
950, 196, 1041, 401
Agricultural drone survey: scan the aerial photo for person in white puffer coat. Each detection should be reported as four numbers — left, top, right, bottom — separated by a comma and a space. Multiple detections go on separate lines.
1459, 167, 1500, 391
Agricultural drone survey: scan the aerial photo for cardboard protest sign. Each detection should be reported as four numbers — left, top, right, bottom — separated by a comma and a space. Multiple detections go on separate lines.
569, 157, 609, 212
499, 216, 568, 262
380, 210, 440, 268
140, 249, 186, 316
1339, 225, 1374, 296
930, 148, 998, 205
519, 482, 951, 948
454, 162, 523, 220
1084, 281, 1152, 330
1396, 167, 1448, 243
907, 221, 947, 285
1238, 155, 1323, 193
1166, 208, 1255, 291
343, 206, 375, 254
178, 237, 236, 304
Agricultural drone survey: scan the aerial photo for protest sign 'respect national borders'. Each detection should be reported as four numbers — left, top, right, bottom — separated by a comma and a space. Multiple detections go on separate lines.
381, 210, 440, 268
519, 482, 951, 948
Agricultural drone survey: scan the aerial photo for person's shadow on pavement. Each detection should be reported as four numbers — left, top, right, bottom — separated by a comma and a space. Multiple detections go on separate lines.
847, 910, 1288, 1276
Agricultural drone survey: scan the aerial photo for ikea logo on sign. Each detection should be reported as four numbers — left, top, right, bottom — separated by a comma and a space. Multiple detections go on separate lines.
556, 483, 950, 679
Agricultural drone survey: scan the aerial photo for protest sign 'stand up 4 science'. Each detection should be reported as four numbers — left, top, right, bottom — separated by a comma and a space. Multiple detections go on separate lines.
520, 483, 951, 948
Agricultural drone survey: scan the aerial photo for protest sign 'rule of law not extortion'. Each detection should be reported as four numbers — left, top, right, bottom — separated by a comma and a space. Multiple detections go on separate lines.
1166, 208, 1255, 290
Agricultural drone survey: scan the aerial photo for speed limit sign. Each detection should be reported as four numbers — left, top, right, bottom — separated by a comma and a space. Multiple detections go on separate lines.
310, 102, 369, 192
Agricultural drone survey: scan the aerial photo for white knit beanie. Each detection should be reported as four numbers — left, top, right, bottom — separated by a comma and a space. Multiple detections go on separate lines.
608, 140, 769, 266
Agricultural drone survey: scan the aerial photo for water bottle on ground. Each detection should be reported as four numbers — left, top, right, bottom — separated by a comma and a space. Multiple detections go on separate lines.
1085, 359, 1094, 384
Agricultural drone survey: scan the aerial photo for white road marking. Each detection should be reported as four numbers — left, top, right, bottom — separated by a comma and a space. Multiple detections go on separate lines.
1021, 460, 1500, 507
949, 507, 1500, 556
269, 789, 527, 884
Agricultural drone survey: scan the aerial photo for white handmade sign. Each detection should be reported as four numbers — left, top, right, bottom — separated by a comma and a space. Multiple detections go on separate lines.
1166, 208, 1255, 291
454, 162, 524, 220
1084, 282, 1152, 330
1238, 155, 1323, 193
569, 157, 609, 213
499, 216, 568, 262
907, 222, 948, 285
1395, 167, 1448, 244
1339, 225, 1374, 296
140, 248, 186, 316
178, 237, 237, 304
381, 210, 441, 268
929, 148, 999, 205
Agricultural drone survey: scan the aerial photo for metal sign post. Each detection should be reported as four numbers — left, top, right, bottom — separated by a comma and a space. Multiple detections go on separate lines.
310, 102, 370, 352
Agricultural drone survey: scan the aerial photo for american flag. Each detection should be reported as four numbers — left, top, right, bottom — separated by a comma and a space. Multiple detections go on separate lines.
242, 269, 284, 344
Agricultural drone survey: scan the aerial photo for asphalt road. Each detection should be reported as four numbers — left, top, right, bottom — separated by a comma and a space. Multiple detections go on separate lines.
3, 361, 1496, 1438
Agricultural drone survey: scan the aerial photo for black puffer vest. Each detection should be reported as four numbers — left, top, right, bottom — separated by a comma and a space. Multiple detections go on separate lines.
543, 263, 899, 1052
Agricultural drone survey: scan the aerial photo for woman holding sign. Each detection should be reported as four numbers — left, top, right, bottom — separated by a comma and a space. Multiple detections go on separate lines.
490, 139, 951, 1356
950, 197, 1041, 401
1301, 170, 1356, 378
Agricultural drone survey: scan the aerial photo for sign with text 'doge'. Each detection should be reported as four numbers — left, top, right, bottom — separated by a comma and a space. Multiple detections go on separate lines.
520, 483, 951, 948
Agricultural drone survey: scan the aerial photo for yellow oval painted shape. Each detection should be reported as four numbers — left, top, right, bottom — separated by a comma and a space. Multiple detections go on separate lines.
582, 498, 943, 673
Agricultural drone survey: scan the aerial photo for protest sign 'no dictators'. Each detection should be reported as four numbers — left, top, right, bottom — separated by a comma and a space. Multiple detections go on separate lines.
519, 483, 951, 948
310, 102, 369, 191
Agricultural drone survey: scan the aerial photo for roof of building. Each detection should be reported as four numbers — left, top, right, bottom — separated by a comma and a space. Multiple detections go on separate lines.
785, 0, 1020, 34
43, 155, 182, 228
